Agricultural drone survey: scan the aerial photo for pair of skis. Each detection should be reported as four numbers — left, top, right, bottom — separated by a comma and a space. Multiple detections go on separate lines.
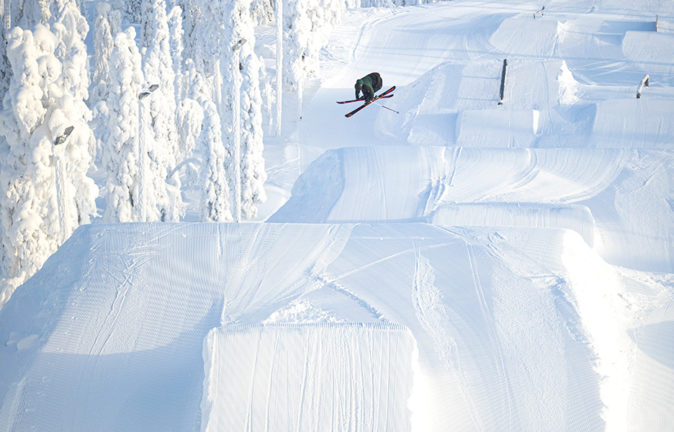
337, 86, 396, 118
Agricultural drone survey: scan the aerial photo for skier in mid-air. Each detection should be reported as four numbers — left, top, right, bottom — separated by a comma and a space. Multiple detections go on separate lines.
355, 72, 383, 104
338, 72, 394, 117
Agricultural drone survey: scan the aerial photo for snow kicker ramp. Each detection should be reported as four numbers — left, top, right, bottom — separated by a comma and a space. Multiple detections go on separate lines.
271, 146, 673, 272
1, 223, 673, 431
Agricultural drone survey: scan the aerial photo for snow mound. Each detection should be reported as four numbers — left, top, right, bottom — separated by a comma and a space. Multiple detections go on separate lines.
273, 146, 621, 218
591, 98, 674, 147
376, 59, 584, 147
201, 324, 415, 431
456, 109, 540, 147
0, 223, 617, 431
2, 223, 673, 431
272, 146, 673, 271
556, 17, 656, 60
431, 203, 596, 246
490, 15, 561, 57
657, 16, 674, 33
623, 31, 674, 73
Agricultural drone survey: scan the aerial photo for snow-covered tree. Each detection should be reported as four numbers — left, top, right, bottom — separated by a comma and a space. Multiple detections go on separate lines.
90, 2, 123, 164
205, 0, 267, 220
176, 61, 205, 192
167, 5, 184, 94
283, 0, 310, 93
180, 0, 230, 219
237, 0, 267, 219
167, 4, 190, 168
200, 98, 233, 222
221, 0, 244, 220
283, 0, 345, 92
251, 0, 274, 25
102, 27, 143, 223
17, 0, 49, 27
91, 2, 122, 104
49, 1, 98, 227
0, 0, 104, 302
125, 0, 143, 23
183, 0, 226, 76
140, 0, 183, 221
0, 24, 74, 304
0, 20, 10, 104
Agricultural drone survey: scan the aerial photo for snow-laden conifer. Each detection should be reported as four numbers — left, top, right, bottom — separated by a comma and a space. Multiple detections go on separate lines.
237, 0, 267, 219
17, 0, 49, 27
176, 61, 205, 194
90, 2, 123, 164
125, 0, 143, 23
0, 26, 67, 303
168, 5, 185, 101
200, 97, 233, 222
0, 0, 98, 304
102, 28, 143, 223
183, 0, 226, 76
91, 2, 122, 105
140, 0, 183, 221
283, 0, 345, 92
251, 0, 274, 25
48, 0, 98, 231
0, 21, 10, 104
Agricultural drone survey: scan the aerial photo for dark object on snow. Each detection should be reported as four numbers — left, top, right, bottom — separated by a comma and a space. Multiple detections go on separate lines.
498, 59, 508, 105
355, 72, 383, 103
637, 74, 650, 98
138, 83, 160, 100
534, 6, 545, 19
54, 126, 74, 146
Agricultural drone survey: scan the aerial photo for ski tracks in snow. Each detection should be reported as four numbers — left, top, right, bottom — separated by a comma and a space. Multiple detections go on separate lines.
411, 247, 483, 431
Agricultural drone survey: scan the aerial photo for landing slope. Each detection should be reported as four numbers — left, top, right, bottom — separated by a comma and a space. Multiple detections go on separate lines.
1, 223, 651, 431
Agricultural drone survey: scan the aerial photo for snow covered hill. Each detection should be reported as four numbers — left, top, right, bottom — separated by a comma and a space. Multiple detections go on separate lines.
1, 1, 673, 431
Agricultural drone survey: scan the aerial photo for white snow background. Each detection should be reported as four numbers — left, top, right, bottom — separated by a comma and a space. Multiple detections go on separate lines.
1, 0, 673, 431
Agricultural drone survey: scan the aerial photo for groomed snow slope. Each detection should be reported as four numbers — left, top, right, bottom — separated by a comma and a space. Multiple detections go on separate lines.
1, 0, 674, 431
0, 223, 628, 431
1, 223, 671, 431
271, 146, 672, 272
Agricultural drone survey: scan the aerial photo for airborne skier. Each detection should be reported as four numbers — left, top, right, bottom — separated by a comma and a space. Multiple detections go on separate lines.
337, 72, 395, 117
354, 72, 383, 103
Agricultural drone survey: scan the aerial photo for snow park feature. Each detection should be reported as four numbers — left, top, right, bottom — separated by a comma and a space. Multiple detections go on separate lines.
0, 0, 673, 432
201, 323, 415, 430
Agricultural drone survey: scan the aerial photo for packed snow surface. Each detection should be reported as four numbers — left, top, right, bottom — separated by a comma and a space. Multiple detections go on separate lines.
2, 0, 674, 431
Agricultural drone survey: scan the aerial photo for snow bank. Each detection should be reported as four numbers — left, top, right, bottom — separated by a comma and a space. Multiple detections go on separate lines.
201, 324, 415, 431
490, 15, 561, 57
273, 146, 624, 219
591, 98, 674, 147
272, 145, 673, 271
431, 203, 596, 246
556, 17, 656, 60
623, 31, 674, 73
456, 109, 539, 147
376, 58, 583, 147
657, 15, 674, 33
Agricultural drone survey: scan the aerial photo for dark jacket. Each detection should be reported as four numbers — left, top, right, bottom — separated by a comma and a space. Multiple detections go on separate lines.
355, 72, 383, 101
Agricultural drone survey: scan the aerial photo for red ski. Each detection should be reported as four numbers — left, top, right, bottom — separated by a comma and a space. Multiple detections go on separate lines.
344, 86, 396, 117
337, 94, 393, 104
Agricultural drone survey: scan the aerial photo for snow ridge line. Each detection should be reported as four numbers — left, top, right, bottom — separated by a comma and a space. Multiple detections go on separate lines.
223, 322, 408, 331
